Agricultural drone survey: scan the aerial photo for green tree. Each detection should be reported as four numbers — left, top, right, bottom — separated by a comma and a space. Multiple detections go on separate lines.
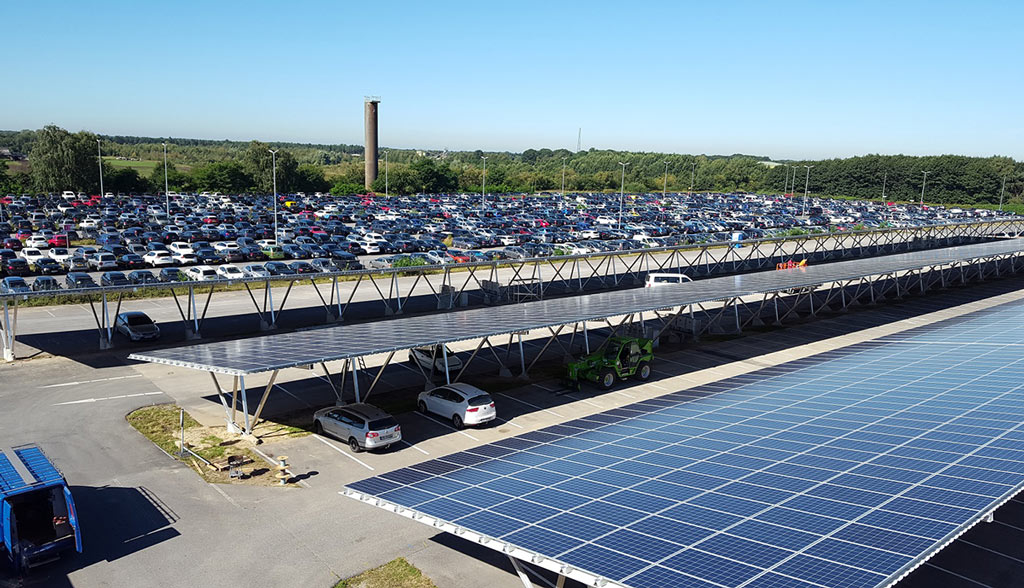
30, 125, 101, 193
294, 163, 330, 194
104, 165, 153, 194
242, 141, 297, 193
330, 181, 365, 196
148, 160, 190, 192
192, 161, 250, 193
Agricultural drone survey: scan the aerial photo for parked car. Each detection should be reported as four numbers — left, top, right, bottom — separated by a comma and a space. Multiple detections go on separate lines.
65, 272, 98, 289
416, 383, 496, 429
184, 265, 219, 281
31, 275, 62, 291
0, 276, 31, 294
100, 271, 130, 287
216, 265, 244, 280
89, 252, 119, 271
118, 254, 146, 270
62, 257, 90, 272
242, 264, 270, 278
114, 311, 161, 342
264, 261, 296, 276
127, 270, 159, 285
408, 344, 463, 375
2, 258, 31, 277
143, 250, 175, 267
32, 257, 62, 275
158, 267, 184, 282
644, 273, 693, 287
312, 403, 401, 453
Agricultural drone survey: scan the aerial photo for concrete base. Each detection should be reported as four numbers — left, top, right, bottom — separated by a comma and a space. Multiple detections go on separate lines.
260, 321, 277, 331
497, 366, 513, 378
186, 330, 202, 340
3, 348, 13, 362
99, 337, 113, 350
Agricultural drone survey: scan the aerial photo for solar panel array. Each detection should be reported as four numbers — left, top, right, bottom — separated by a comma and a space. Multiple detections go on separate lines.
128, 239, 1024, 375
346, 299, 1024, 588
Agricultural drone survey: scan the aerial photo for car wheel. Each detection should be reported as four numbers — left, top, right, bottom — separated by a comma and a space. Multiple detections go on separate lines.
348, 437, 362, 453
418, 400, 428, 414
637, 362, 652, 381
313, 421, 323, 435
452, 414, 464, 430
599, 369, 616, 390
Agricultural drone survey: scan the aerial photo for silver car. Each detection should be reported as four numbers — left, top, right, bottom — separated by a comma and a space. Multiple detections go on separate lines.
417, 383, 496, 429
313, 403, 401, 453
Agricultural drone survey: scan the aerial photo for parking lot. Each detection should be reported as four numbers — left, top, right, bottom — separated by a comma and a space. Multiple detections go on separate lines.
5, 269, 1024, 587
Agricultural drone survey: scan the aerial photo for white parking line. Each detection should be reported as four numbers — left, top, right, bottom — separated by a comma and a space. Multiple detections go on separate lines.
41, 374, 144, 388
559, 392, 602, 408
496, 392, 564, 418
400, 440, 430, 455
274, 383, 313, 408
494, 417, 524, 429
313, 435, 374, 471
414, 412, 480, 441
209, 483, 241, 508
53, 391, 163, 406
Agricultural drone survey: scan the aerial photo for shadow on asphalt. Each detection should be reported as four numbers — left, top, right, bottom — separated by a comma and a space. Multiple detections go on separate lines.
0, 485, 180, 587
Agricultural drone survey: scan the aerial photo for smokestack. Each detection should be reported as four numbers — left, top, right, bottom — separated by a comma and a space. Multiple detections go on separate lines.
364, 97, 380, 190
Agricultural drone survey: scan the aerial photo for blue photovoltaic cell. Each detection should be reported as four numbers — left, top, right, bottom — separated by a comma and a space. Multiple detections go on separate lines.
345, 299, 1024, 588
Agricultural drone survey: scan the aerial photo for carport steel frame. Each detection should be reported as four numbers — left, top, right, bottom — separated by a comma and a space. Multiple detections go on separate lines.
127, 238, 1024, 436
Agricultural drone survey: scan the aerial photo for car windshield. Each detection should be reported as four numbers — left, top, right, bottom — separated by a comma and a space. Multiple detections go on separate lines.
467, 394, 493, 407
368, 417, 398, 430
7, 278, 27, 287
127, 315, 152, 326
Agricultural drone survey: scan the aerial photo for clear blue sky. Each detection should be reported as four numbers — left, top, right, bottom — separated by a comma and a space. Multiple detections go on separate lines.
2, 0, 1021, 160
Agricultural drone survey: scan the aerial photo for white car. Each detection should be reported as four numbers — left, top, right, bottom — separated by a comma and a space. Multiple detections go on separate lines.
143, 251, 175, 267
213, 241, 240, 253
242, 264, 270, 278
25, 236, 50, 249
172, 252, 198, 265
408, 345, 463, 374
422, 250, 449, 265
48, 248, 72, 264
417, 383, 496, 429
20, 248, 47, 265
169, 241, 194, 255
355, 240, 381, 254
184, 265, 219, 281
216, 265, 244, 280
255, 239, 277, 248
89, 253, 119, 271
645, 273, 694, 287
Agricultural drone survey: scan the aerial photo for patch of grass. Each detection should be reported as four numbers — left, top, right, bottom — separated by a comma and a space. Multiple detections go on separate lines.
103, 157, 159, 175
334, 558, 435, 588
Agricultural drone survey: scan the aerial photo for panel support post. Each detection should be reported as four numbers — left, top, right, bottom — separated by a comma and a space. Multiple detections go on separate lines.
442, 343, 451, 385
507, 556, 534, 588
239, 375, 251, 434
1, 298, 16, 362
517, 333, 527, 379
352, 357, 361, 403
582, 321, 590, 355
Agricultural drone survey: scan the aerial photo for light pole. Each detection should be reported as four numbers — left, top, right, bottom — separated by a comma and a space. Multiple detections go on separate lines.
881, 170, 887, 201
617, 161, 629, 230
802, 165, 814, 215
662, 161, 670, 199
561, 157, 567, 197
781, 165, 789, 195
163, 142, 169, 215
689, 161, 696, 196
384, 151, 389, 198
481, 156, 488, 208
999, 174, 1007, 211
920, 171, 929, 208
269, 149, 279, 242
96, 139, 104, 198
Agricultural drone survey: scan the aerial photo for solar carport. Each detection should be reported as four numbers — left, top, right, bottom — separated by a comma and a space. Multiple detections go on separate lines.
126, 238, 1024, 436
344, 298, 1024, 588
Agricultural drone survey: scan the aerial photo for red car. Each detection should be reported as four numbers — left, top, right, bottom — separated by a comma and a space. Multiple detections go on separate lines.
445, 250, 471, 263
2, 238, 22, 251
48, 234, 69, 247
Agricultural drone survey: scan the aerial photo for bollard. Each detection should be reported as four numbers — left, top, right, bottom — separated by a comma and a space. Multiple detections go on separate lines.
275, 455, 289, 486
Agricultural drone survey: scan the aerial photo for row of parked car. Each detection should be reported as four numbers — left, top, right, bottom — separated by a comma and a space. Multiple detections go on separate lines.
1, 189, 1015, 285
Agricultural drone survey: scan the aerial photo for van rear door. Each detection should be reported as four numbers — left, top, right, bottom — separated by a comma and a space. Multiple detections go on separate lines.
62, 486, 82, 553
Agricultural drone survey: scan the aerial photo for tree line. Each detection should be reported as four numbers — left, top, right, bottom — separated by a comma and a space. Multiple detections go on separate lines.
2, 126, 1023, 206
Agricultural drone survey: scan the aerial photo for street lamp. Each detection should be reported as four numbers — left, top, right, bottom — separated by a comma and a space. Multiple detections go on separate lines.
689, 161, 697, 196
269, 149, 279, 242
881, 170, 887, 201
802, 165, 814, 215
781, 165, 789, 195
481, 156, 488, 208
163, 142, 170, 216
617, 162, 629, 229
662, 161, 670, 199
920, 171, 930, 208
96, 139, 104, 198
384, 151, 389, 198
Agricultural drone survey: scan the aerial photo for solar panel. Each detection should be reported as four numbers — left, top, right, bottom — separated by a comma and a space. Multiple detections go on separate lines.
129, 238, 1024, 375
344, 298, 1024, 588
